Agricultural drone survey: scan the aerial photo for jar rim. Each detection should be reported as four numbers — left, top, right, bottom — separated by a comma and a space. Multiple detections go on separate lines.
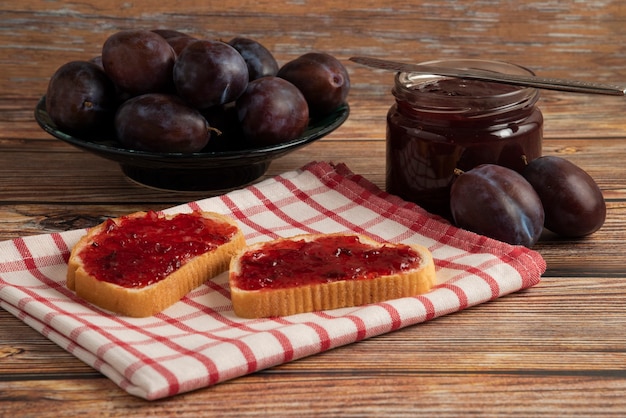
393, 59, 540, 116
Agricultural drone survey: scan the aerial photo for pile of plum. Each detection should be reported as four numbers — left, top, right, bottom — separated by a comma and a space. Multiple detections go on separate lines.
449, 156, 606, 247
44, 29, 350, 152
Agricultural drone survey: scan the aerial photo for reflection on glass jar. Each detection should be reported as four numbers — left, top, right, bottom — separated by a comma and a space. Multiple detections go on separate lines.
386, 59, 543, 218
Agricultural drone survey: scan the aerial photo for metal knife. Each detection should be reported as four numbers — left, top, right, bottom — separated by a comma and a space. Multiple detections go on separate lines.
350, 56, 626, 96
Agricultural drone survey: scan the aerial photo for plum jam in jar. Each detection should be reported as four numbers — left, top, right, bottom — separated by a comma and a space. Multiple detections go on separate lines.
386, 59, 543, 217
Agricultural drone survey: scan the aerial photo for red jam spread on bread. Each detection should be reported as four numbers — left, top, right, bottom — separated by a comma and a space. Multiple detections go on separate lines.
80, 211, 238, 288
232, 235, 422, 291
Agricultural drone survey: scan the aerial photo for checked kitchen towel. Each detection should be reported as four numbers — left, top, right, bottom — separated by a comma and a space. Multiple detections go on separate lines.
0, 161, 546, 400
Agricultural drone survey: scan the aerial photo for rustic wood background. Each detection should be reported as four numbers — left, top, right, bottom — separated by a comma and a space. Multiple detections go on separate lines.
1, 0, 626, 416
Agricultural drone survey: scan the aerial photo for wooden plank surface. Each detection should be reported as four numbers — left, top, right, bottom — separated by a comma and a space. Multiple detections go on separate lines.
1, 0, 626, 416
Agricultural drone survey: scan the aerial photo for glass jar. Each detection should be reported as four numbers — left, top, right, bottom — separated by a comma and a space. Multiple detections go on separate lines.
386, 59, 543, 218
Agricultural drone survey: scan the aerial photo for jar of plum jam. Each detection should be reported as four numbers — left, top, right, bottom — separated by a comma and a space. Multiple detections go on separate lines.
386, 59, 543, 217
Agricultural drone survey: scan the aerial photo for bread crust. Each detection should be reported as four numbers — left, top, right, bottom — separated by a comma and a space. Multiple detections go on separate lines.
67, 211, 245, 317
228, 233, 436, 318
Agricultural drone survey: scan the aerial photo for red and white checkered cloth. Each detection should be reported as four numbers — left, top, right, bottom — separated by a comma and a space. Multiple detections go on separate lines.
0, 161, 545, 400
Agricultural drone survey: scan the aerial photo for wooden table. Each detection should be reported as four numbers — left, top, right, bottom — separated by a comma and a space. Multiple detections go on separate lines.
2, 1, 626, 416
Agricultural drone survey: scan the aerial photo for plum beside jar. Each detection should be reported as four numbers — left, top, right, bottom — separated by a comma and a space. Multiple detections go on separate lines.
386, 59, 543, 218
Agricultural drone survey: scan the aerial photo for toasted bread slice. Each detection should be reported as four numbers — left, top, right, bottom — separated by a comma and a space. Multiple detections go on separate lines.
67, 210, 245, 317
228, 233, 436, 318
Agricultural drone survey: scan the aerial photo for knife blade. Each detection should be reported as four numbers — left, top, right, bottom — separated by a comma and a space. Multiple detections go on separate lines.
349, 56, 626, 96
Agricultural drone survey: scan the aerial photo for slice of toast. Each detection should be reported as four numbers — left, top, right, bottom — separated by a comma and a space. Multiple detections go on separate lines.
67, 210, 245, 317
228, 233, 436, 318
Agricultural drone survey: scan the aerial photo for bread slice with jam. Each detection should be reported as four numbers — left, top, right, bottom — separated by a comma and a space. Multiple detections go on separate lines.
67, 210, 245, 317
228, 233, 436, 318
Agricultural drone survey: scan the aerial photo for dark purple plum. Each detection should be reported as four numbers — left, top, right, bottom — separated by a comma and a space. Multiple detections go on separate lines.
277, 52, 350, 117
523, 156, 606, 237
101, 30, 176, 96
45, 60, 117, 134
201, 103, 249, 151
228, 37, 279, 80
236, 76, 309, 145
90, 55, 104, 70
89, 56, 133, 102
151, 29, 197, 55
173, 40, 249, 109
151, 29, 191, 40
166, 36, 198, 56
114, 93, 211, 153
450, 164, 545, 247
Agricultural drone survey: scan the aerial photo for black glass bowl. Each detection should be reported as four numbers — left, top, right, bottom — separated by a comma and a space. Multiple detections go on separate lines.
35, 96, 349, 192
